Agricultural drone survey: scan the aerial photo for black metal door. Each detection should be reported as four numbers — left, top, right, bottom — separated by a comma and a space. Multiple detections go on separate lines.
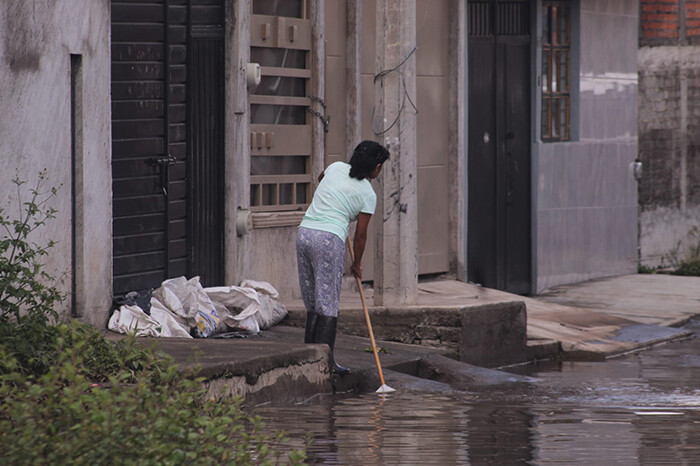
111, 0, 225, 295
467, 0, 531, 294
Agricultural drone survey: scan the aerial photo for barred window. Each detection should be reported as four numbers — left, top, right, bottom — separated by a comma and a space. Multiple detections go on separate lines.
542, 1, 571, 142
250, 0, 312, 213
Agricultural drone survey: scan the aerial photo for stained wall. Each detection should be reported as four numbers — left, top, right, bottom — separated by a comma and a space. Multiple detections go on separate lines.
0, 1, 113, 325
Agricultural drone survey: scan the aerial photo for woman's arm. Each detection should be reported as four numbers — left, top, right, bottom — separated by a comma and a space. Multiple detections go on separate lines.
351, 212, 372, 280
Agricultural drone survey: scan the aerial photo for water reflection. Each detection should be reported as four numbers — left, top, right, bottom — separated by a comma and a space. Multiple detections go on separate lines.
255, 323, 700, 464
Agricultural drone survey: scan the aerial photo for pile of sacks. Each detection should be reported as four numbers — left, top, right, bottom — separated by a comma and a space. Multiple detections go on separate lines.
108, 277, 288, 338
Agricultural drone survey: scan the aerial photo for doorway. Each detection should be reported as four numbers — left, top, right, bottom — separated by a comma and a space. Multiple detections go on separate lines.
467, 0, 532, 294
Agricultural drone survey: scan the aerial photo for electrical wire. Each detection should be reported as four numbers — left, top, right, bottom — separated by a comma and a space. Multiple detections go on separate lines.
370, 6, 429, 136
371, 45, 419, 136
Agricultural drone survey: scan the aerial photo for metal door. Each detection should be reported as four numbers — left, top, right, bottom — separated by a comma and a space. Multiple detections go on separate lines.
111, 0, 225, 294
467, 0, 531, 294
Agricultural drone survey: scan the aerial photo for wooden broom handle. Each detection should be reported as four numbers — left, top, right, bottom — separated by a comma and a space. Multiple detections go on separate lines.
346, 236, 388, 387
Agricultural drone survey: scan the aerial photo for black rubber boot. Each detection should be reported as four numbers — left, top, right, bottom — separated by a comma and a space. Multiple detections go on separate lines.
304, 312, 319, 344
314, 315, 350, 375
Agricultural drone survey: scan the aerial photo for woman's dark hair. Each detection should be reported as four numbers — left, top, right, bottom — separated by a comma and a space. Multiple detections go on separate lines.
349, 140, 390, 180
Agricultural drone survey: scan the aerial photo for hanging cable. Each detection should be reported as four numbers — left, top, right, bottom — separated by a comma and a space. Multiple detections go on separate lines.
370, 6, 428, 136
371, 46, 418, 136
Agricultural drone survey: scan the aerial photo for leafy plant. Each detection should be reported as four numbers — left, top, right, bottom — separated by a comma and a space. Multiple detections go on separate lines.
0, 172, 65, 376
0, 171, 64, 326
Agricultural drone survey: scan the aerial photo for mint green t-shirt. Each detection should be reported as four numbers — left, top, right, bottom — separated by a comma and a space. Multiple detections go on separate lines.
299, 161, 376, 241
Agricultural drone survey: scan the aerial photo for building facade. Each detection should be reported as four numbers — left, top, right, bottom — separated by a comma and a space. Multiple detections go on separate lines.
0, 0, 639, 327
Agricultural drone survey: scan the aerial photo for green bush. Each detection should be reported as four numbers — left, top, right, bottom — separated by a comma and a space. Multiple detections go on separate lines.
672, 257, 700, 277
0, 174, 306, 465
0, 323, 306, 465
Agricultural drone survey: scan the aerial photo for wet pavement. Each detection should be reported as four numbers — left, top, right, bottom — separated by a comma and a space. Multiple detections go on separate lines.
253, 320, 700, 465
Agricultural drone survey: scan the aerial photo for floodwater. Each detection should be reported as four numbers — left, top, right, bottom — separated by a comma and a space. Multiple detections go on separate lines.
254, 320, 700, 465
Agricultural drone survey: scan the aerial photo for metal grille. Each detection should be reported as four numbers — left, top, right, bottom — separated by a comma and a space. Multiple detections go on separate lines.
189, 33, 225, 287
496, 2, 530, 35
468, 2, 493, 36
468, 0, 529, 37
541, 1, 571, 142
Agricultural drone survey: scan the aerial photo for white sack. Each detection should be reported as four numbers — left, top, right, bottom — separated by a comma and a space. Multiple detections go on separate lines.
108, 304, 162, 337
239, 279, 280, 299
151, 276, 223, 337
149, 298, 193, 338
108, 302, 193, 338
205, 285, 259, 311
204, 280, 287, 333
233, 294, 287, 333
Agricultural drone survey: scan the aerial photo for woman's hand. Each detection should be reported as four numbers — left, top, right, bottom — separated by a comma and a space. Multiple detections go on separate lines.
351, 263, 363, 280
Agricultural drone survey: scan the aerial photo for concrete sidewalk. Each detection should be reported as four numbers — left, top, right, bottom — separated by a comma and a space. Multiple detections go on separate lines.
284, 273, 699, 361
149, 274, 699, 404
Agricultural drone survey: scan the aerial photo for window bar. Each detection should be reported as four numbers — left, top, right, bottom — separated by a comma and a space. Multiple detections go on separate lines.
255, 184, 262, 206
564, 98, 570, 140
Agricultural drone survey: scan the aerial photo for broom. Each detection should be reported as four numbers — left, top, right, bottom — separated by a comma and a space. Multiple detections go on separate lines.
346, 237, 396, 394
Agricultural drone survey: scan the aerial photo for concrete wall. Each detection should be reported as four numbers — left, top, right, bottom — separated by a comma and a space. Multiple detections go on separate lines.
638, 46, 700, 266
534, 0, 639, 291
0, 1, 112, 326
637, 0, 700, 267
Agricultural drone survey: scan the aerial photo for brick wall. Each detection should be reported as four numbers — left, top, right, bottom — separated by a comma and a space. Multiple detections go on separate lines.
641, 0, 680, 41
641, 0, 700, 44
688, 1, 700, 38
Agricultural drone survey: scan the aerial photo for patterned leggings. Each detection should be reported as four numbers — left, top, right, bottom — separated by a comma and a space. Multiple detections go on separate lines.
296, 227, 345, 317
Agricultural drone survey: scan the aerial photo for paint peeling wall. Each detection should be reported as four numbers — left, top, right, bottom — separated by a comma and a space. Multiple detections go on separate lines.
535, 1, 639, 292
0, 1, 112, 325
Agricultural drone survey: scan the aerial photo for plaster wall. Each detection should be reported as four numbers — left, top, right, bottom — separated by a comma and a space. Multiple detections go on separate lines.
0, 1, 112, 325
535, 0, 639, 291
246, 228, 300, 299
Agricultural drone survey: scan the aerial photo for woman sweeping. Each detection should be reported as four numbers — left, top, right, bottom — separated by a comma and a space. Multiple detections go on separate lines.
297, 140, 390, 375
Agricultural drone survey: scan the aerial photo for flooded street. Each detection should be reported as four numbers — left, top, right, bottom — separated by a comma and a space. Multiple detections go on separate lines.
255, 320, 700, 464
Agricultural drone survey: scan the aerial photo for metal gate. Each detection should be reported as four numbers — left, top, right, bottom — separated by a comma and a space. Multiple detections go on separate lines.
467, 0, 532, 294
111, 0, 225, 295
